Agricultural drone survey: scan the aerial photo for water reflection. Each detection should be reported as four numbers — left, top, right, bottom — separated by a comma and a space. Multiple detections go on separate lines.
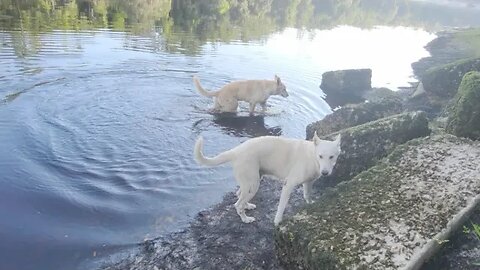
323, 91, 366, 108
1, 0, 480, 56
212, 113, 282, 137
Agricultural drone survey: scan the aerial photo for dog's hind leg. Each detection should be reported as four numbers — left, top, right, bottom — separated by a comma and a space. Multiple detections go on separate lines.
233, 169, 260, 223
216, 96, 238, 112
235, 188, 255, 209
245, 202, 256, 210
213, 99, 222, 112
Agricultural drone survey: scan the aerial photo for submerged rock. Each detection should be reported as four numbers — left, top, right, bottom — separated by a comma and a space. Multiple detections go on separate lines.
305, 92, 404, 139
315, 111, 431, 186
446, 71, 480, 140
275, 135, 480, 270
320, 69, 372, 107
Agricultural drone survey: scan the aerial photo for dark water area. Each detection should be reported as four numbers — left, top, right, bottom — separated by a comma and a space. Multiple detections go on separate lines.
1, 0, 480, 269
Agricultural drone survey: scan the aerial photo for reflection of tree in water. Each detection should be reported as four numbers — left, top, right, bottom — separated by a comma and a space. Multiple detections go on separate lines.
1, 0, 480, 55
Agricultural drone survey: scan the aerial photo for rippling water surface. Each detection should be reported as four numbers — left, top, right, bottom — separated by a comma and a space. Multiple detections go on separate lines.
1, 0, 479, 269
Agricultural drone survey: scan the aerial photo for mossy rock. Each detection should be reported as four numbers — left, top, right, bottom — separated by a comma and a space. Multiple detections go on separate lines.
276, 135, 480, 270
306, 93, 404, 139
318, 111, 430, 187
422, 58, 480, 99
320, 69, 372, 107
446, 71, 480, 140
321, 69, 372, 94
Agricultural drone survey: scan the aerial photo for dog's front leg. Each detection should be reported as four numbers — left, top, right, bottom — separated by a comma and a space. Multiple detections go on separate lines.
303, 181, 315, 204
274, 181, 295, 226
249, 102, 257, 115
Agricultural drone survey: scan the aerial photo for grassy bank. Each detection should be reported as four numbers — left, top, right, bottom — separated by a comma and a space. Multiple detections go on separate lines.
454, 28, 480, 57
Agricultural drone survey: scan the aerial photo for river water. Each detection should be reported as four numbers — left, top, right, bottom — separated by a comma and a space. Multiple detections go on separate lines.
1, 0, 479, 269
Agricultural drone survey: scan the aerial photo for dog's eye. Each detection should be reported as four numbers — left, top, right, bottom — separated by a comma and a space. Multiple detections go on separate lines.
319, 155, 323, 159
329, 156, 334, 159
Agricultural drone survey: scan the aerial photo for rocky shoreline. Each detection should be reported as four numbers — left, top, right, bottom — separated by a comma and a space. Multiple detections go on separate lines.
411, 30, 473, 78
276, 134, 480, 269
100, 29, 480, 270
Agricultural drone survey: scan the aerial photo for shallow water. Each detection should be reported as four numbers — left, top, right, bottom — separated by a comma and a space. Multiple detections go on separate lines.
0, 1, 479, 269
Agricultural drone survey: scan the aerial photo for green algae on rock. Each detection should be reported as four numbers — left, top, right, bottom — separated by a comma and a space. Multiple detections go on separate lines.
275, 135, 480, 270
318, 111, 430, 186
446, 71, 480, 140
422, 58, 480, 99
320, 69, 372, 107
306, 94, 404, 139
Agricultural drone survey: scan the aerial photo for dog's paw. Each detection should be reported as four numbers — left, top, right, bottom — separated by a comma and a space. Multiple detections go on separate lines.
274, 217, 282, 226
243, 216, 256, 223
245, 203, 256, 210
306, 199, 315, 204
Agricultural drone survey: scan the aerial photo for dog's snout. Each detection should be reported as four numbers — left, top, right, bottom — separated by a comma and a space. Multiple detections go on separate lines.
321, 170, 329, 176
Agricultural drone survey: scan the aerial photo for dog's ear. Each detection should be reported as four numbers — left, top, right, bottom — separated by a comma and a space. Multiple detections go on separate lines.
335, 134, 341, 144
275, 75, 281, 85
313, 131, 321, 146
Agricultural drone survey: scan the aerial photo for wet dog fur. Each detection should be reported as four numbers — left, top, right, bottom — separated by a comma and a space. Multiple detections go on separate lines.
193, 75, 288, 114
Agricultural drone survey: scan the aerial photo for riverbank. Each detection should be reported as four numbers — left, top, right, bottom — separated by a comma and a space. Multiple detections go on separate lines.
99, 29, 480, 270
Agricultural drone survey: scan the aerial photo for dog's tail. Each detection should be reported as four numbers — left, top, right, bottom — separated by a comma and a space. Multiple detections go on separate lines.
194, 136, 234, 166
193, 76, 218, 97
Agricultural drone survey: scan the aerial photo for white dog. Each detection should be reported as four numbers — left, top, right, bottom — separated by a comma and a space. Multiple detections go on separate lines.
193, 75, 289, 114
193, 132, 341, 226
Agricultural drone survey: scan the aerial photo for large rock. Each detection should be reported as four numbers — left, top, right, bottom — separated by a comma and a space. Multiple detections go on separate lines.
320, 69, 372, 107
315, 111, 431, 186
421, 58, 480, 99
446, 71, 480, 140
306, 92, 404, 139
276, 134, 480, 270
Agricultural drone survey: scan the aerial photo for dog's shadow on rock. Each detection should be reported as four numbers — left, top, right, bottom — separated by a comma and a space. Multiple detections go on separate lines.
211, 113, 282, 137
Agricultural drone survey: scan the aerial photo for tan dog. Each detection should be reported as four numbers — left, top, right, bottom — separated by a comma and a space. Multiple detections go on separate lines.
193, 75, 289, 114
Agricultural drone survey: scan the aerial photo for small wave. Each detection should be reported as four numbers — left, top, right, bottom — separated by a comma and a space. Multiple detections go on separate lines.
2, 77, 66, 103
